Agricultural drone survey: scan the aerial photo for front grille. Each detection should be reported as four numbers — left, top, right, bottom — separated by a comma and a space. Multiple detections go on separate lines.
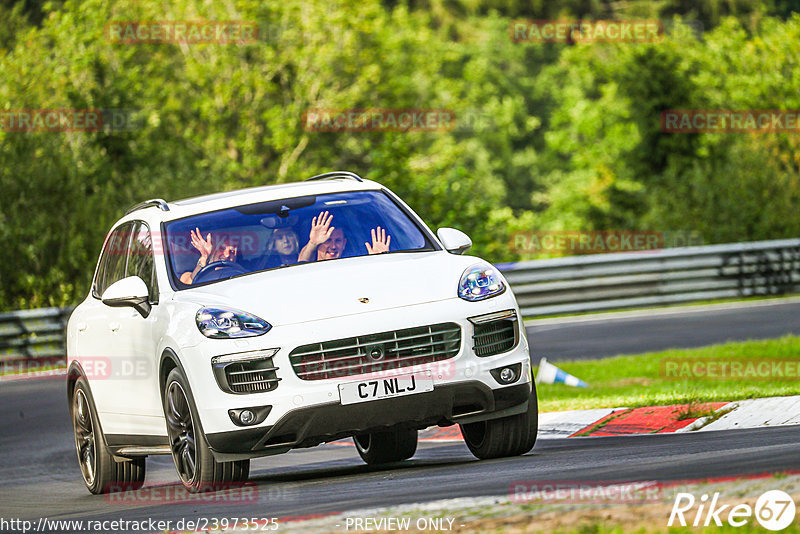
472, 318, 516, 357
213, 357, 281, 394
289, 322, 461, 381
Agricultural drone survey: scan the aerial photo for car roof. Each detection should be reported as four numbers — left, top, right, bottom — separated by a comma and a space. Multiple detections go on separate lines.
119, 177, 385, 226
171, 180, 345, 206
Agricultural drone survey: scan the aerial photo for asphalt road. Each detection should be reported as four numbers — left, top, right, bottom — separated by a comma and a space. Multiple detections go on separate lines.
2, 300, 799, 532
2, 379, 800, 533
525, 299, 800, 361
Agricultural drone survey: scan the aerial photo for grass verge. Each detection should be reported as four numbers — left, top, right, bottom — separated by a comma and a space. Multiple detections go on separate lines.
535, 335, 800, 412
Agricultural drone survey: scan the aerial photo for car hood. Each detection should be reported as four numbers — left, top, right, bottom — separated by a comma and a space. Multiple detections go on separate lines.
172, 251, 479, 326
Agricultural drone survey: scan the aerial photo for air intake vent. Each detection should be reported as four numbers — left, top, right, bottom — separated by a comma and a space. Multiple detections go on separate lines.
213, 356, 281, 394
289, 323, 461, 381
472, 318, 516, 357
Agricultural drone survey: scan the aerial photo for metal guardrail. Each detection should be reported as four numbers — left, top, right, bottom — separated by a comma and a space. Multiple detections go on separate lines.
497, 238, 800, 317
1, 238, 799, 368
0, 307, 72, 368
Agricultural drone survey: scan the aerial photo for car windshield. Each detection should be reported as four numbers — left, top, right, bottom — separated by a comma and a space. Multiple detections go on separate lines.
164, 190, 436, 288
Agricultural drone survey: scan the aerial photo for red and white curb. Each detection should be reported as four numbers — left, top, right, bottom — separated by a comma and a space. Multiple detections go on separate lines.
537, 395, 800, 439
537, 408, 623, 438
410, 395, 800, 443
679, 395, 800, 432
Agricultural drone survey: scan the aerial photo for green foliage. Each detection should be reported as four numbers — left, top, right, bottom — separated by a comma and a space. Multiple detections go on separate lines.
524, 16, 800, 243
0, 0, 799, 310
0, 0, 536, 309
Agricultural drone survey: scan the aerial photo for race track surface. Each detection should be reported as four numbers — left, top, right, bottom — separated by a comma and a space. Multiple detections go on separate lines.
2, 379, 799, 532
525, 299, 800, 361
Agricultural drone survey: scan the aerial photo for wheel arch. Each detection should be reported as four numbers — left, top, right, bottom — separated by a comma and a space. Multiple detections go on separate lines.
159, 348, 181, 405
158, 347, 200, 417
66, 360, 87, 412
66, 361, 112, 451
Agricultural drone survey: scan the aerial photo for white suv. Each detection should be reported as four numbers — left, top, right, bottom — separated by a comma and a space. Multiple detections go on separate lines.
66, 171, 537, 494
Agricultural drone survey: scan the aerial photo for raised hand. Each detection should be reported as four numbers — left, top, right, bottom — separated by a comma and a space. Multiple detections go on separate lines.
190, 227, 213, 265
365, 226, 391, 254
308, 211, 334, 245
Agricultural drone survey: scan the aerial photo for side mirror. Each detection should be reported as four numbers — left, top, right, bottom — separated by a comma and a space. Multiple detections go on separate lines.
102, 276, 151, 317
437, 228, 472, 255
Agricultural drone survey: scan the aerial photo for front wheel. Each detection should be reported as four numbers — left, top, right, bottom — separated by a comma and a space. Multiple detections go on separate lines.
460, 382, 538, 460
71, 377, 145, 494
354, 426, 418, 465
163, 368, 249, 492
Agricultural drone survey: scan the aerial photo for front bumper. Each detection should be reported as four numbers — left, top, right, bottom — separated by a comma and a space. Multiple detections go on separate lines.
206, 381, 532, 460
177, 296, 532, 439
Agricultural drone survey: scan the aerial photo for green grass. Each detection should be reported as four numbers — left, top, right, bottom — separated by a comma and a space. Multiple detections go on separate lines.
535, 335, 800, 412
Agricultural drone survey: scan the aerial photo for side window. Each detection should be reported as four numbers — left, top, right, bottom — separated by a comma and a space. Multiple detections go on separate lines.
127, 222, 159, 302
94, 222, 133, 298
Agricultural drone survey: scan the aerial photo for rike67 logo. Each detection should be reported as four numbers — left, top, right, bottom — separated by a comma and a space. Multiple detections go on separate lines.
669, 490, 796, 531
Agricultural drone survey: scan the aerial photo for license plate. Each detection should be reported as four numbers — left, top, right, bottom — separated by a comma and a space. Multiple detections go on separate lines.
338, 372, 434, 405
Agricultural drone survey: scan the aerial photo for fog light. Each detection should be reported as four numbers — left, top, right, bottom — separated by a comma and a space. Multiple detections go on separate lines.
490, 363, 522, 385
239, 409, 256, 425
499, 367, 516, 383
228, 406, 271, 427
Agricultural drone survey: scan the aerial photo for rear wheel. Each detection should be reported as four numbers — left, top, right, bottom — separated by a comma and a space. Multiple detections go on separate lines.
71, 377, 145, 494
460, 382, 538, 460
163, 368, 249, 492
354, 426, 418, 465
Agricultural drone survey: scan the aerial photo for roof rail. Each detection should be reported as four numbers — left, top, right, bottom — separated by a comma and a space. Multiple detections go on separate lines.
305, 171, 364, 183
124, 199, 171, 215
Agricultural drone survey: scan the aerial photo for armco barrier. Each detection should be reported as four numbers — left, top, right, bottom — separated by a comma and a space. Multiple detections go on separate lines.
0, 307, 72, 367
497, 238, 800, 317
1, 239, 799, 369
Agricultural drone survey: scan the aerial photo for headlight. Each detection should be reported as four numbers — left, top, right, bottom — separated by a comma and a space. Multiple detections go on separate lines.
196, 307, 272, 339
458, 264, 505, 301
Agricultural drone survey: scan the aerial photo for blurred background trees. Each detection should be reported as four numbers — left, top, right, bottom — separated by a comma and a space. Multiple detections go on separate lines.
1, 0, 799, 309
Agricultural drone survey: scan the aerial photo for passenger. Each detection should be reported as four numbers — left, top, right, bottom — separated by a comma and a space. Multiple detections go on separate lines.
261, 227, 300, 268
180, 228, 238, 284
298, 211, 390, 262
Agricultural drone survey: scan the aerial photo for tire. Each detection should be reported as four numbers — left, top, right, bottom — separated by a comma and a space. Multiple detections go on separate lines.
71, 377, 145, 494
353, 426, 418, 465
460, 382, 538, 460
163, 368, 249, 492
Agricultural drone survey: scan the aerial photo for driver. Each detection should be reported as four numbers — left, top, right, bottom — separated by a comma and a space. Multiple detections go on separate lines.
180, 228, 239, 285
